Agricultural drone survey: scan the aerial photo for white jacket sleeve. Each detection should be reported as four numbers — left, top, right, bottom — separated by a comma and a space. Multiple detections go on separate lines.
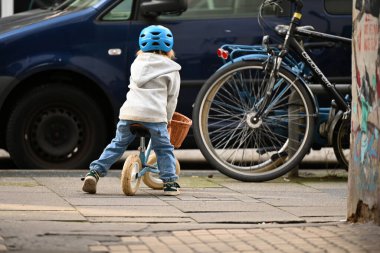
167, 71, 181, 122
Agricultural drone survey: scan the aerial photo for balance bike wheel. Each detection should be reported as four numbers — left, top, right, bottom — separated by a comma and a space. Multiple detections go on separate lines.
121, 155, 142, 196
142, 154, 180, 190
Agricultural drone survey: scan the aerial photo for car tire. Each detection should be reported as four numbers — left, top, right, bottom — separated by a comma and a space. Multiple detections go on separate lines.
6, 83, 109, 169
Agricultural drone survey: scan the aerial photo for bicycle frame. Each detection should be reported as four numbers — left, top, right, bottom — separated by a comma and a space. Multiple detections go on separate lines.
136, 137, 160, 178
285, 30, 351, 112
217, 33, 351, 118
254, 0, 351, 120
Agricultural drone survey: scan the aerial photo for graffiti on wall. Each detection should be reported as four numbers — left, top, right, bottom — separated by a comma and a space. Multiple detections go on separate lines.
352, 0, 380, 201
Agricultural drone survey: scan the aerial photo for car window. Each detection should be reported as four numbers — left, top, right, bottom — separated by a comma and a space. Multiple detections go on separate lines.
102, 0, 133, 21
325, 0, 352, 15
161, 0, 289, 20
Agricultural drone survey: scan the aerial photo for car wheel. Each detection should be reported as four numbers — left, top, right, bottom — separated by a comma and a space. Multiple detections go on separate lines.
6, 84, 109, 169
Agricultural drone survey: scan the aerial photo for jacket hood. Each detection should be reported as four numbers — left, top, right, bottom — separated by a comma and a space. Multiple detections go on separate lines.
130, 53, 181, 86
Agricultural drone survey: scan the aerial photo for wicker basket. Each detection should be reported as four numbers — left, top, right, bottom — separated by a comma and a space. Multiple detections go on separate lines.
168, 112, 192, 148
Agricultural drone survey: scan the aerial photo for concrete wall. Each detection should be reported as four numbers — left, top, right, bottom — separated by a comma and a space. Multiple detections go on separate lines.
348, 0, 380, 224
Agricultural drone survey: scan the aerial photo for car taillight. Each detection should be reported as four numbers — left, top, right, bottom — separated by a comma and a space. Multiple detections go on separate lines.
217, 48, 229, 60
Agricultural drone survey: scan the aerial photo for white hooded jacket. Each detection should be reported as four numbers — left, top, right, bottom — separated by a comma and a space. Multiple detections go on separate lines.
119, 52, 181, 123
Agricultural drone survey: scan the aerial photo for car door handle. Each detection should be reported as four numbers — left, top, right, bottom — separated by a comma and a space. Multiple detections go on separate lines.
108, 49, 122, 56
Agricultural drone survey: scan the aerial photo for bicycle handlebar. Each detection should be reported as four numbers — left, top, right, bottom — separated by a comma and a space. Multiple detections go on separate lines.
265, 0, 303, 12
264, 0, 303, 20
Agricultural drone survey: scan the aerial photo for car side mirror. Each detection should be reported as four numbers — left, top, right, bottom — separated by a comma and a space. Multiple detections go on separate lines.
140, 0, 187, 17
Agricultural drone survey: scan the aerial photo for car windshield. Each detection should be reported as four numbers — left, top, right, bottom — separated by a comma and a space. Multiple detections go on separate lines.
55, 0, 103, 11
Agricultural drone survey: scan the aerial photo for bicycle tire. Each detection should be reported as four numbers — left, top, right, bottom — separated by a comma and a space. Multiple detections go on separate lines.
193, 60, 316, 182
121, 155, 142, 196
332, 118, 350, 170
142, 153, 181, 190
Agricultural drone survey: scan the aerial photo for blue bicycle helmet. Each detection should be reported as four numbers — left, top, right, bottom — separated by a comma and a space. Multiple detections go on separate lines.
139, 25, 174, 52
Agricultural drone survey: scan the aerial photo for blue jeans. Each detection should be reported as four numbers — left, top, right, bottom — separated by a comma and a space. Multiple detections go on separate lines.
89, 120, 178, 183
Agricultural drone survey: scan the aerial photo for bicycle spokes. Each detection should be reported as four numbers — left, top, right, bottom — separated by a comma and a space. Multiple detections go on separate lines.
201, 64, 313, 173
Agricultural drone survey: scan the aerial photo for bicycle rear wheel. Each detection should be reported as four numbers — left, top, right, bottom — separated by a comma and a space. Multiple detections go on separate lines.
333, 118, 350, 170
143, 153, 181, 190
193, 60, 316, 182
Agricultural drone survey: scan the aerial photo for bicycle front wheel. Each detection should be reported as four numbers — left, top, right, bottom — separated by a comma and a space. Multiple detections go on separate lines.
193, 60, 316, 182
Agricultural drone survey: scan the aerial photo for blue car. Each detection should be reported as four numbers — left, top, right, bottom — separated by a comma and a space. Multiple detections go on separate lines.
0, 0, 352, 169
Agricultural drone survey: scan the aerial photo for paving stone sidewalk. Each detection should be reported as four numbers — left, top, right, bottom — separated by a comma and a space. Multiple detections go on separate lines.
0, 169, 379, 252
89, 223, 380, 253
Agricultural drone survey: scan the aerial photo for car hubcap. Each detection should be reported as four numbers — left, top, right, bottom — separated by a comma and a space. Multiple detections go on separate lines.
30, 108, 83, 161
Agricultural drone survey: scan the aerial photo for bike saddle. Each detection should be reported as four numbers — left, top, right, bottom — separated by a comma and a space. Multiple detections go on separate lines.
130, 124, 150, 138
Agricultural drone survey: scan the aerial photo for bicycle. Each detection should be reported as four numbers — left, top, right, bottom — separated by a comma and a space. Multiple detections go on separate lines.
121, 112, 191, 195
192, 0, 351, 182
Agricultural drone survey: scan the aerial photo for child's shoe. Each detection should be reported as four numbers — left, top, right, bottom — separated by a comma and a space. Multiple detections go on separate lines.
81, 170, 100, 194
163, 182, 181, 196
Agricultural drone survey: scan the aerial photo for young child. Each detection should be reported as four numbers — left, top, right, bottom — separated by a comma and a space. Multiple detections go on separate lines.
82, 25, 181, 195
